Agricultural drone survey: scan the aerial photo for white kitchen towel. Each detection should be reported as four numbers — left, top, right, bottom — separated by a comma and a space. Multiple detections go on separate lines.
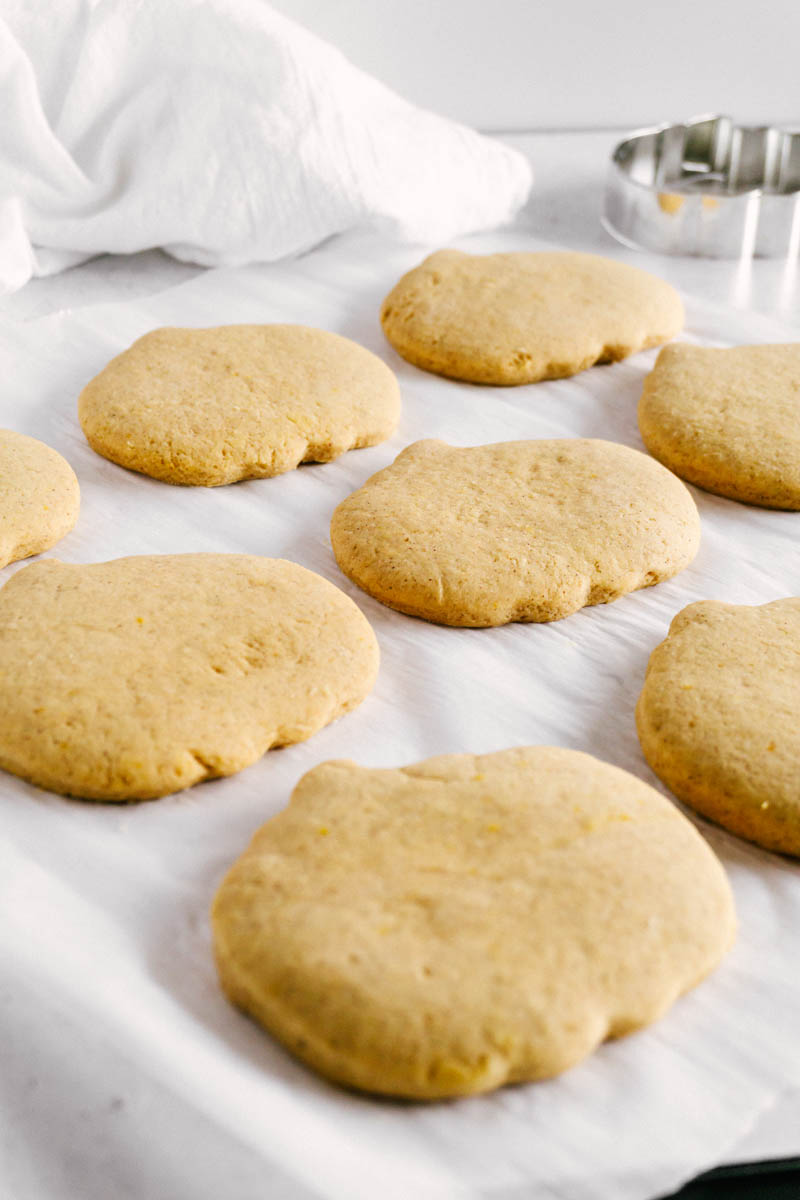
0, 0, 532, 294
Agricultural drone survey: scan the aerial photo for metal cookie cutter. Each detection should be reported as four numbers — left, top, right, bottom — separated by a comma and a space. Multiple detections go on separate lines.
603, 114, 800, 258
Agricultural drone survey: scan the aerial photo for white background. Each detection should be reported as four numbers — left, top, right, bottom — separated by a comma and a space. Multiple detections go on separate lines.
272, 0, 800, 131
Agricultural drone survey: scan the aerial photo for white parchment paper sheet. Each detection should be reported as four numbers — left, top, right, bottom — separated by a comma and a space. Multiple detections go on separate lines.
1, 230, 799, 1200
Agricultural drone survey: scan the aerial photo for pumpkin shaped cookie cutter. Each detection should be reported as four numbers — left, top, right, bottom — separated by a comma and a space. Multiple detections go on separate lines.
603, 114, 800, 258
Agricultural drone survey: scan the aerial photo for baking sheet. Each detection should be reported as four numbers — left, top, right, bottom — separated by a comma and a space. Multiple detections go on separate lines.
1, 229, 799, 1200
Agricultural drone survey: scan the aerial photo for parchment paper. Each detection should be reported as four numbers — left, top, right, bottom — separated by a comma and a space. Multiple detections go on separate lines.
1, 229, 799, 1200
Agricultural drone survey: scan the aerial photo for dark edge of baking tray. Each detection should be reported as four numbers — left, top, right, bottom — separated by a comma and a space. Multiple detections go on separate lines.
659, 1156, 800, 1199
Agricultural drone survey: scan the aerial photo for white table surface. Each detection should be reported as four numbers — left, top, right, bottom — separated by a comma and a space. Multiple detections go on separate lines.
2, 129, 799, 1188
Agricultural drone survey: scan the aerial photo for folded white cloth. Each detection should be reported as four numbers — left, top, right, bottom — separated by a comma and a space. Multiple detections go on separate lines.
0, 0, 532, 294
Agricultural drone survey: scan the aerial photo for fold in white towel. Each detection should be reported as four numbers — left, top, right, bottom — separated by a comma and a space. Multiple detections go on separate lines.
0, 0, 532, 294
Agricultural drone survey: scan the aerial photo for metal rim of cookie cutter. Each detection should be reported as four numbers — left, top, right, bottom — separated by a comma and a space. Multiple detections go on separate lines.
602, 114, 800, 259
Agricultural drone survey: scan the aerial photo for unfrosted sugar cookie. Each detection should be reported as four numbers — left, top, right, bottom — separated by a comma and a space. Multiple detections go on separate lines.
0, 429, 79, 568
212, 746, 735, 1099
330, 438, 700, 626
0, 554, 378, 801
78, 324, 400, 486
380, 250, 684, 384
637, 598, 800, 855
639, 342, 800, 509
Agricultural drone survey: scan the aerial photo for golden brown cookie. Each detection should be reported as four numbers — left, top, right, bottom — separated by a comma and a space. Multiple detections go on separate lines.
212, 746, 736, 1099
637, 598, 800, 855
0, 554, 378, 801
78, 325, 401, 486
639, 342, 800, 509
330, 438, 700, 626
380, 249, 684, 384
0, 429, 79, 568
